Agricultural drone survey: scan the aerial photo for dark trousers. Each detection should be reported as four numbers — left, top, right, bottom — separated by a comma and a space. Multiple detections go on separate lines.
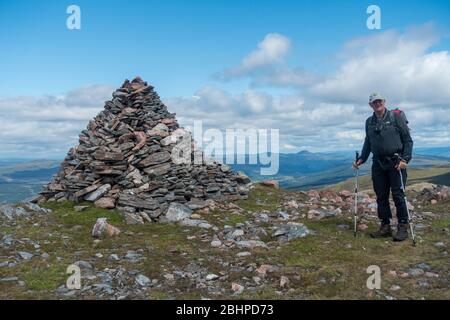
371, 160, 408, 223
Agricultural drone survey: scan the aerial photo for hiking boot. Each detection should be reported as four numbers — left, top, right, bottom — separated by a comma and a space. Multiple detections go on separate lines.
370, 223, 392, 238
393, 223, 409, 242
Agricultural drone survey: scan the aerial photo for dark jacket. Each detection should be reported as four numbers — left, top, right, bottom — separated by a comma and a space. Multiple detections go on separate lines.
359, 109, 413, 164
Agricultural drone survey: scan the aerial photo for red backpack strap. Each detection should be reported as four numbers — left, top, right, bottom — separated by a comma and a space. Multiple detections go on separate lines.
391, 107, 409, 124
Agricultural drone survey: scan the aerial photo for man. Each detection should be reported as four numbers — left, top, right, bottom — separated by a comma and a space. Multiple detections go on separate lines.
353, 93, 413, 241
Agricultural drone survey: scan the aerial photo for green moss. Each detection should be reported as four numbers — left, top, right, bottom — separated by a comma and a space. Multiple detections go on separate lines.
242, 285, 280, 300
44, 201, 123, 226
330, 166, 450, 193
22, 264, 66, 291
223, 213, 249, 226
236, 185, 285, 212
431, 217, 450, 229
148, 289, 169, 300
1, 191, 448, 299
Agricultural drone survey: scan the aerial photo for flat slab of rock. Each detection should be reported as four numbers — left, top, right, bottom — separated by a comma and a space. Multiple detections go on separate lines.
235, 172, 251, 184
307, 208, 341, 220
185, 199, 210, 210
235, 240, 268, 249
179, 218, 213, 229
84, 184, 111, 202
92, 150, 124, 161
94, 197, 116, 209
165, 202, 192, 222
143, 163, 171, 176
138, 151, 171, 167
273, 223, 312, 242
160, 128, 190, 146
118, 194, 159, 210
74, 206, 89, 212
135, 274, 151, 287
18, 251, 34, 260
74, 185, 99, 199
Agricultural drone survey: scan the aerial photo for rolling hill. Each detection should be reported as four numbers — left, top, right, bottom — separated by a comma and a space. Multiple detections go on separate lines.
1, 147, 450, 203
328, 165, 450, 193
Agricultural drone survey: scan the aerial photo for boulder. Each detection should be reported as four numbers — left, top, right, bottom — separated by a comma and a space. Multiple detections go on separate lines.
165, 202, 192, 222
260, 180, 279, 189
91, 218, 121, 237
94, 197, 116, 209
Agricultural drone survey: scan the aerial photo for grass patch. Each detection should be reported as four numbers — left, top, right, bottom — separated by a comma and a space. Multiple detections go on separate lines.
1, 187, 449, 300
431, 217, 450, 229
44, 201, 123, 226
236, 184, 285, 212
21, 263, 66, 291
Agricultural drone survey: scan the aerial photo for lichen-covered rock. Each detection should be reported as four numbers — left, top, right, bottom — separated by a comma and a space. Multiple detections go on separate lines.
92, 218, 121, 237
165, 202, 192, 222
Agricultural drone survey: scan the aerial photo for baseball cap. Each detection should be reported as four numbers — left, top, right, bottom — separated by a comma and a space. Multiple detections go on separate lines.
369, 92, 385, 103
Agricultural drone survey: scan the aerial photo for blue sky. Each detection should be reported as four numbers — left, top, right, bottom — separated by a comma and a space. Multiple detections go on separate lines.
1, 0, 449, 96
0, 0, 449, 158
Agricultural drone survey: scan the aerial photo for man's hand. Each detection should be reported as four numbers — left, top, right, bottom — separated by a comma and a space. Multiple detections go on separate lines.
395, 160, 407, 171
353, 159, 363, 169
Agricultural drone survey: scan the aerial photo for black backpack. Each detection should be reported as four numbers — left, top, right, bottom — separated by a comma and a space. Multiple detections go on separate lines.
389, 108, 411, 136
390, 108, 409, 125
371, 108, 409, 131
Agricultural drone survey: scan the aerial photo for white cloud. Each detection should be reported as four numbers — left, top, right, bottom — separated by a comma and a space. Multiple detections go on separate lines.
226, 33, 291, 76
65, 85, 115, 107
240, 90, 271, 113
250, 66, 316, 87
202, 24, 450, 151
2, 24, 449, 158
0, 85, 113, 158
215, 33, 315, 87
165, 85, 370, 154
310, 24, 450, 105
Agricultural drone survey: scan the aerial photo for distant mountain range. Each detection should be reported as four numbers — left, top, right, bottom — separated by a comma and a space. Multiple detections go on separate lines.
0, 160, 60, 204
231, 147, 450, 189
1, 146, 450, 203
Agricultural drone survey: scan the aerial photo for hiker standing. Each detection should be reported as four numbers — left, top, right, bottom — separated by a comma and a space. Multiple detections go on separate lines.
353, 93, 413, 241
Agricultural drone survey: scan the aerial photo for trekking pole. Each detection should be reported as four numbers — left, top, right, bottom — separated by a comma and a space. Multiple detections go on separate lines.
393, 153, 416, 246
354, 151, 360, 237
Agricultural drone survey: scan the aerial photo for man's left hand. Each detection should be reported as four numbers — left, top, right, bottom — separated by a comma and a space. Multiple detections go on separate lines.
395, 160, 407, 171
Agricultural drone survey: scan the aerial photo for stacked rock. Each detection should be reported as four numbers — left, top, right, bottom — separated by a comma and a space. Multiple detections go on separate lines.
37, 77, 251, 222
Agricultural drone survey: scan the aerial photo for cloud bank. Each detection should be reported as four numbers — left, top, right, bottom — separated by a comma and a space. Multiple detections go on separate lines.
1, 24, 449, 158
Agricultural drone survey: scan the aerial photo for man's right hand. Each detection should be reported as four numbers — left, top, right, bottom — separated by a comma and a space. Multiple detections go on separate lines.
353, 159, 363, 169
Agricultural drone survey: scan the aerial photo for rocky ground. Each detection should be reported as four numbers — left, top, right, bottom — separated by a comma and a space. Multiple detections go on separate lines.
0, 183, 449, 300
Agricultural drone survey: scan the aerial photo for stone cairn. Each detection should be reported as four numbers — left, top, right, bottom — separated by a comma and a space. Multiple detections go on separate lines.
37, 77, 251, 223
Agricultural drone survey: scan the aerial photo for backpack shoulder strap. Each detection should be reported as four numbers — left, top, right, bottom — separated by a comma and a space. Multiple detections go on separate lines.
370, 114, 374, 124
391, 107, 409, 123
388, 109, 395, 124
390, 108, 406, 131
